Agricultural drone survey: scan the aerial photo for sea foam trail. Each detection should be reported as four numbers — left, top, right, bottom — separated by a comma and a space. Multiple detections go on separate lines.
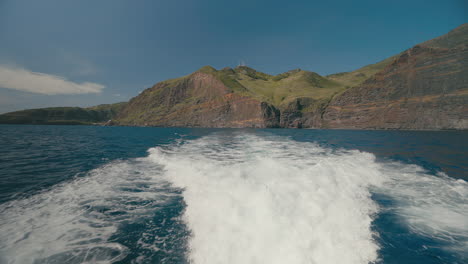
375, 163, 468, 257
149, 134, 387, 264
0, 159, 183, 264
1, 132, 467, 264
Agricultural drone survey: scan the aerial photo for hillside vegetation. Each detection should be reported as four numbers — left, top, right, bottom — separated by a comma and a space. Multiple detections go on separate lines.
326, 56, 398, 89
217, 66, 345, 107
0, 102, 126, 125
2, 24, 465, 129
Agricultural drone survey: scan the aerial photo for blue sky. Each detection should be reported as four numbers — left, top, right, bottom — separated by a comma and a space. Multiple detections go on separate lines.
0, 0, 466, 113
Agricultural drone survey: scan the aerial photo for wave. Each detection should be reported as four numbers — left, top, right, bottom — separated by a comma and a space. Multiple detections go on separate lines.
0, 132, 466, 264
0, 159, 184, 264
149, 134, 385, 264
374, 163, 468, 257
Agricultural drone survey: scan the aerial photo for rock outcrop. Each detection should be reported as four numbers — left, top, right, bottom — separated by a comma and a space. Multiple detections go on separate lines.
322, 26, 468, 129
2, 24, 467, 130
114, 70, 280, 128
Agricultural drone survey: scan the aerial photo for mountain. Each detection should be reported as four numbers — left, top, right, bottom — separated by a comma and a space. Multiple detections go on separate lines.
112, 65, 346, 127
322, 24, 468, 129
113, 67, 279, 128
1, 24, 466, 129
0, 102, 126, 125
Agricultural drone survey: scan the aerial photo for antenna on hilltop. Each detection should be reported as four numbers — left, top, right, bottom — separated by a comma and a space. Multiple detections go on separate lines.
238, 60, 246, 67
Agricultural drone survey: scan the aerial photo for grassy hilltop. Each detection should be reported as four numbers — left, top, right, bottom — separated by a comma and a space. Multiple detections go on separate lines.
1, 24, 466, 129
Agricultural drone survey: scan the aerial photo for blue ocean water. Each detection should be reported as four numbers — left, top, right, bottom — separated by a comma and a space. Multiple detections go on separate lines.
0, 125, 466, 264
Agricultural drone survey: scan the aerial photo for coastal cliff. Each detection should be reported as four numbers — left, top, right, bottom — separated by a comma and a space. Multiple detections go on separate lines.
111, 24, 467, 129
1, 24, 467, 129
321, 25, 468, 129
114, 69, 280, 128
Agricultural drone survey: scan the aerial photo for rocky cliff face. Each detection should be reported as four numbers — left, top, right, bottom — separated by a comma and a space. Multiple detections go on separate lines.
278, 97, 325, 128
114, 71, 280, 128
112, 61, 346, 128
3, 24, 466, 129
322, 29, 468, 129
113, 24, 467, 130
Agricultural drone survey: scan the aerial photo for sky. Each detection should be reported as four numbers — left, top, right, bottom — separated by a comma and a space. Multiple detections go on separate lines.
0, 0, 466, 113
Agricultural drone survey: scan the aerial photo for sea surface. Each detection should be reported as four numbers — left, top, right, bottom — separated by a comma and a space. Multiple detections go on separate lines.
0, 125, 467, 264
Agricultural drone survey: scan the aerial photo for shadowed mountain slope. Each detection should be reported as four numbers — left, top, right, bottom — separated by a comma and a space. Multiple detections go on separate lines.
0, 103, 126, 125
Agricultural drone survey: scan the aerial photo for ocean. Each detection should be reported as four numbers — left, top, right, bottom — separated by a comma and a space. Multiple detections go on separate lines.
0, 125, 467, 264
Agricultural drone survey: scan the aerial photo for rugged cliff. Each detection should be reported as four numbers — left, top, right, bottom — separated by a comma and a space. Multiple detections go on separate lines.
1, 24, 466, 129
112, 63, 347, 128
322, 24, 468, 129
113, 68, 281, 128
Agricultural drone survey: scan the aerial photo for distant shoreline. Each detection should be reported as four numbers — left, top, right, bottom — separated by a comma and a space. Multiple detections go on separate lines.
1, 123, 466, 132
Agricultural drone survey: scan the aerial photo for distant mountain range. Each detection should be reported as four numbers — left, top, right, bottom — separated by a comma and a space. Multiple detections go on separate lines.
1, 24, 466, 129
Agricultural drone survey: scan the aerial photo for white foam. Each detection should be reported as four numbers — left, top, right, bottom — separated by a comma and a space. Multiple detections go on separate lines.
2, 132, 467, 264
149, 134, 387, 264
374, 165, 468, 255
0, 159, 177, 264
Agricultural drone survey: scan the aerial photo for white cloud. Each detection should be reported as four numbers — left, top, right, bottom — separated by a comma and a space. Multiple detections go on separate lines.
0, 65, 105, 95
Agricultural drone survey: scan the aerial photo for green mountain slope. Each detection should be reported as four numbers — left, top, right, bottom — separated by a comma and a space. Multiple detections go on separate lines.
219, 66, 345, 107
111, 65, 352, 128
326, 23, 468, 90
1, 24, 466, 129
322, 23, 468, 129
0, 102, 126, 125
113, 68, 280, 127
326, 55, 398, 89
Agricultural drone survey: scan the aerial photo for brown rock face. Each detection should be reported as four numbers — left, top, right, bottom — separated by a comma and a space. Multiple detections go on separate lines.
322, 44, 468, 129
279, 97, 324, 128
109, 25, 468, 130
114, 72, 280, 128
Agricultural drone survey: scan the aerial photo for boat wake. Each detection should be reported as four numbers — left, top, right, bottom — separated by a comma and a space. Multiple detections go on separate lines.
0, 133, 466, 263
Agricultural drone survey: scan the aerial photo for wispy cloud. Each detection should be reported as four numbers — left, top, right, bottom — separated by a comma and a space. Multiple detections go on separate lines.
0, 65, 105, 95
